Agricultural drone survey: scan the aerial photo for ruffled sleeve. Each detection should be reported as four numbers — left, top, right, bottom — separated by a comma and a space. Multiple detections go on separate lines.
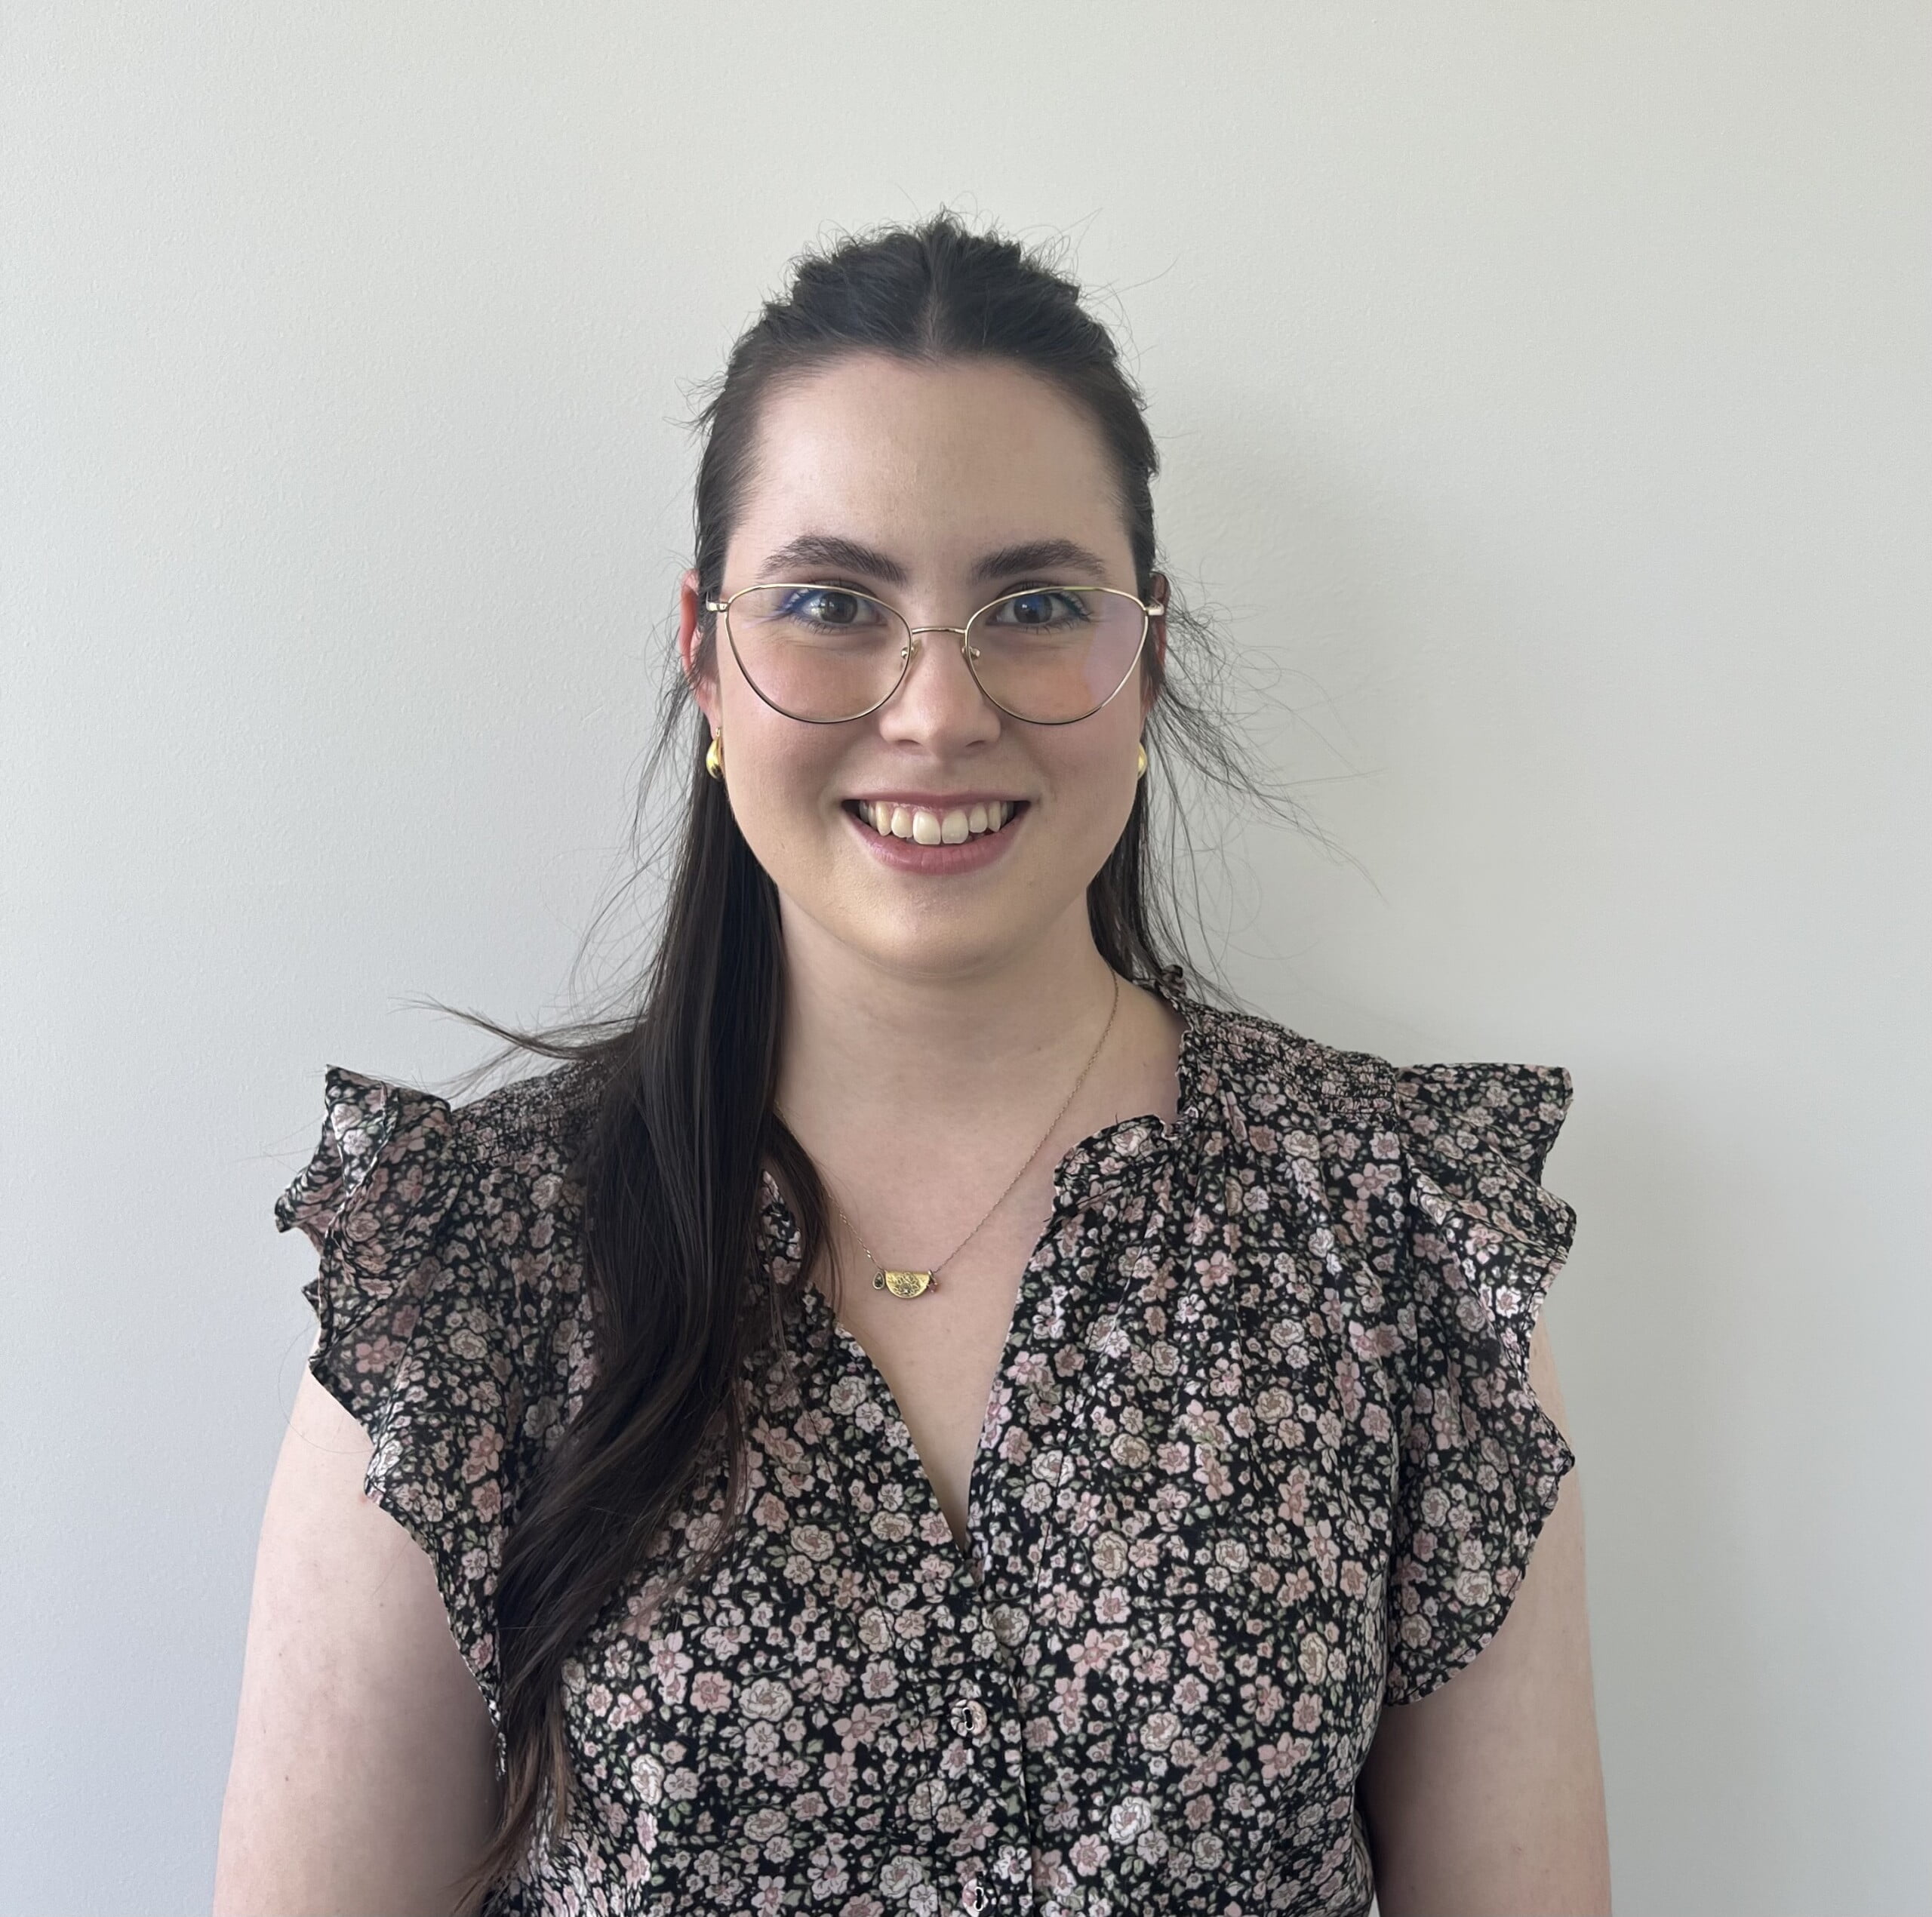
1380, 1060, 1578, 1703
273, 1066, 516, 1724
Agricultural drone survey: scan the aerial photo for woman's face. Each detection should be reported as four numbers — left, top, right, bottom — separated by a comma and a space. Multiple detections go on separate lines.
680, 352, 1161, 983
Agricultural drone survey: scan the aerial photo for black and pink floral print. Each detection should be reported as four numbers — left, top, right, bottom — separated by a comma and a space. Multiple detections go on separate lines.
275, 981, 1577, 1915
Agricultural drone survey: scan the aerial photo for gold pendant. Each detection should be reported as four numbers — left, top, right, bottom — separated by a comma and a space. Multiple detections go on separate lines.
875, 1269, 934, 1299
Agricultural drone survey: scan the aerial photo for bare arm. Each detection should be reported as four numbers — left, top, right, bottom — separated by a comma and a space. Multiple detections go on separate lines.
1356, 1322, 1611, 1915
214, 1369, 501, 1916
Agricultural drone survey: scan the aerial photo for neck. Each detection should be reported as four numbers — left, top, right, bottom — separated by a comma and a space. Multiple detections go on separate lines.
774, 900, 1121, 1141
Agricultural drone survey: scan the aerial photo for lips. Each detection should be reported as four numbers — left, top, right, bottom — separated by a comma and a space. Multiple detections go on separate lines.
841, 797, 1030, 874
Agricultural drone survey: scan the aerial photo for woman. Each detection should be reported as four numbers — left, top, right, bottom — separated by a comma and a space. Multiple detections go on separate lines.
217, 217, 1611, 1915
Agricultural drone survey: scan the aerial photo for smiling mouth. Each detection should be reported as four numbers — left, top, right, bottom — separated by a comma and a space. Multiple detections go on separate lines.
847, 799, 1026, 845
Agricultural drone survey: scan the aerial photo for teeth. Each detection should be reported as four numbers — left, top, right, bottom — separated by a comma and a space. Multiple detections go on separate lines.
856, 801, 1017, 839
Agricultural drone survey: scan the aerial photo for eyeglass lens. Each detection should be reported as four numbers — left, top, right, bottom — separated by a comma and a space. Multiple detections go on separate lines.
723, 586, 1146, 724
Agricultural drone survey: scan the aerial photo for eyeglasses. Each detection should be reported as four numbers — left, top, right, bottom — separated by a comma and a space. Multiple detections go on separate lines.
703, 583, 1163, 726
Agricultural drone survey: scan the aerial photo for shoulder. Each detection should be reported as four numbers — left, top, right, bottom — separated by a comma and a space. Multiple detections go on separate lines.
275, 1055, 602, 1239
432, 1060, 608, 1403
275, 1054, 608, 1430
1174, 995, 1577, 1320
267, 1055, 608, 1728
1175, 997, 1581, 1696
445, 1056, 605, 1230
1181, 996, 1572, 1184
1181, 997, 1396, 1128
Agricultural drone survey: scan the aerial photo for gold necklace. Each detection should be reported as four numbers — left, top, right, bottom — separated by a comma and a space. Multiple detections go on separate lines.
828, 971, 1121, 1300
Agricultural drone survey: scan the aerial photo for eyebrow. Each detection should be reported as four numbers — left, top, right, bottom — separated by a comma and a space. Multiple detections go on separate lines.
755, 534, 1115, 589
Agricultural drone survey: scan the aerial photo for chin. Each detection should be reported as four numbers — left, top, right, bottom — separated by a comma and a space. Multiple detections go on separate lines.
844, 915, 1029, 983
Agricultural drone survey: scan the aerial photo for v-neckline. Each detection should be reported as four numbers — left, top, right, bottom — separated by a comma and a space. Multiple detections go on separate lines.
759, 980, 1207, 1574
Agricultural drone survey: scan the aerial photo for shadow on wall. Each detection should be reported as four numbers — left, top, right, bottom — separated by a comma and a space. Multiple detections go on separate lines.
1153, 392, 1803, 1910
1555, 1079, 1779, 1908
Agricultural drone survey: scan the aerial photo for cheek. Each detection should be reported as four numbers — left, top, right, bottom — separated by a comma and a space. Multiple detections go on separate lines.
1054, 718, 1143, 830
716, 693, 843, 864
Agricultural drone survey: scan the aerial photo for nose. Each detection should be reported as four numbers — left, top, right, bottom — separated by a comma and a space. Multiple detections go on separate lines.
875, 624, 1001, 752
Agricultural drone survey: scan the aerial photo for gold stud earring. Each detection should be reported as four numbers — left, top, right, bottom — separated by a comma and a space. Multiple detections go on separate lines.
1135, 742, 1149, 779
705, 734, 724, 780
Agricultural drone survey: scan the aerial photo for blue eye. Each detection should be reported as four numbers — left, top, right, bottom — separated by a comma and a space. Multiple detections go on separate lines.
986, 589, 1096, 630
777, 587, 878, 626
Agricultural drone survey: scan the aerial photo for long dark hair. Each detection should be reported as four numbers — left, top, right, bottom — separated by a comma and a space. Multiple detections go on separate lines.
440, 214, 1277, 1906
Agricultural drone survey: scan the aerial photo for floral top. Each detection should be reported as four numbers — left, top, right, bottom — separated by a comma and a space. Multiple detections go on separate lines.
273, 983, 1577, 1917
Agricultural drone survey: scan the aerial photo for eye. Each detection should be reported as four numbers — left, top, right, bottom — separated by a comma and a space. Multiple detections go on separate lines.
986, 588, 1097, 629
775, 586, 886, 629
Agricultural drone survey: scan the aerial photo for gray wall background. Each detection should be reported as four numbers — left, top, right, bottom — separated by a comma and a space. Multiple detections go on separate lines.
5, 4, 1927, 1910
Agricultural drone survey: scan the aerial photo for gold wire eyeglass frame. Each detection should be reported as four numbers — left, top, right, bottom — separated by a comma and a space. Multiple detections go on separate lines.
703, 583, 1165, 726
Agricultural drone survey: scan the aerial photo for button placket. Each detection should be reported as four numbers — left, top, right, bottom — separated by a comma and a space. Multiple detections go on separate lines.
725, 1033, 1217, 1913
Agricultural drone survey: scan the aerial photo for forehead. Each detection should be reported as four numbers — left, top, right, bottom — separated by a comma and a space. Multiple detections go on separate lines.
731, 353, 1131, 580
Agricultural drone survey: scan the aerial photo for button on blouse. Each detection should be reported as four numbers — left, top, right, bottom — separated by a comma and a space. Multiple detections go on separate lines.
273, 983, 1578, 1915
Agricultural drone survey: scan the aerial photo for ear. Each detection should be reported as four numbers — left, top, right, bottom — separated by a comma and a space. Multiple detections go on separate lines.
1140, 571, 1170, 721
677, 568, 721, 731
